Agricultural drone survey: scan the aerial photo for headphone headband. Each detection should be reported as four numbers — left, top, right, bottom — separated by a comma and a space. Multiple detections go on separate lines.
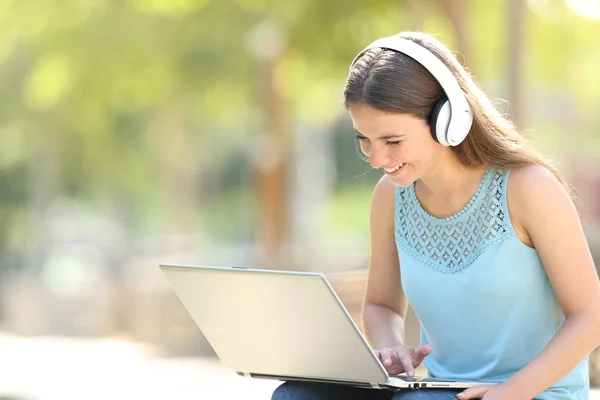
350, 37, 473, 146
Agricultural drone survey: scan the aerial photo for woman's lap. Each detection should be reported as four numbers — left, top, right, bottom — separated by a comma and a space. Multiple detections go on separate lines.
270, 381, 393, 400
271, 381, 462, 400
393, 388, 462, 399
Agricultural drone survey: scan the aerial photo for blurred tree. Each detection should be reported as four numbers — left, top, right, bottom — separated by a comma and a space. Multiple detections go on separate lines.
508, 0, 525, 128
0, 0, 598, 272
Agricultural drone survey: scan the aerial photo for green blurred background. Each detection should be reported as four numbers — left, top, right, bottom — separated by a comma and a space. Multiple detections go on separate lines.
0, 0, 599, 397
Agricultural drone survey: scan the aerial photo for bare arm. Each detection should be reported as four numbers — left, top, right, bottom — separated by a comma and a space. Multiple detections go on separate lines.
362, 175, 407, 349
504, 166, 600, 397
460, 165, 600, 399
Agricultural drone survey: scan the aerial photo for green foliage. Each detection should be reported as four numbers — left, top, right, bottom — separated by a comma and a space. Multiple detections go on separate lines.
0, 0, 599, 251
321, 183, 376, 240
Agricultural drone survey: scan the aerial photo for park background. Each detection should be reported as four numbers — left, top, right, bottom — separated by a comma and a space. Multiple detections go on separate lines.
0, 0, 599, 398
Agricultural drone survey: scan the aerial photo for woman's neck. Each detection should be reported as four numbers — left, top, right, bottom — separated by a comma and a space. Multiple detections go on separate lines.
417, 152, 487, 200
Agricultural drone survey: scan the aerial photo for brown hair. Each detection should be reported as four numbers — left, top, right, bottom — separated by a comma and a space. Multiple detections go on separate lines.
343, 31, 571, 192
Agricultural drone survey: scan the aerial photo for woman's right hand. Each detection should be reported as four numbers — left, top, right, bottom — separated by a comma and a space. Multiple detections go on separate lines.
374, 344, 431, 377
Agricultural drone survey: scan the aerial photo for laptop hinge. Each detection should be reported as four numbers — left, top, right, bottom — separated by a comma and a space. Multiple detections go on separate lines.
370, 382, 381, 389
243, 372, 252, 378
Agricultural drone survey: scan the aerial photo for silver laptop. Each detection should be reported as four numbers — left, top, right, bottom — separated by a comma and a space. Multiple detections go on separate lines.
159, 264, 488, 390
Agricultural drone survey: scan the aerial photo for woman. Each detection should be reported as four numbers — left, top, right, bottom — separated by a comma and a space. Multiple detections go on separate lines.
272, 31, 600, 399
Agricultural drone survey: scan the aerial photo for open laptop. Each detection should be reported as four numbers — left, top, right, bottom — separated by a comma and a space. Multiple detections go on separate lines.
159, 264, 489, 390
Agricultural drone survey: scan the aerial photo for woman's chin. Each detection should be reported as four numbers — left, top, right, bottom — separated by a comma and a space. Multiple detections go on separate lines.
389, 173, 414, 188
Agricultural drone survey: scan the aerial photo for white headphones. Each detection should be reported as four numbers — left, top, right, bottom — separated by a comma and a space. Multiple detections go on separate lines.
351, 37, 473, 146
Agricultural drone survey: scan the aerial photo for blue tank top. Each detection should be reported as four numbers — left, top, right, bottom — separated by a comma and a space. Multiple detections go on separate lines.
394, 167, 589, 399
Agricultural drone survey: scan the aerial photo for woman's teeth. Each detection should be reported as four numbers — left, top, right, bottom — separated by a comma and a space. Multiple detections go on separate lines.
384, 163, 404, 173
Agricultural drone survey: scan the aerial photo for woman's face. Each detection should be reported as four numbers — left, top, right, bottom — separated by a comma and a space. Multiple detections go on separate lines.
349, 105, 440, 187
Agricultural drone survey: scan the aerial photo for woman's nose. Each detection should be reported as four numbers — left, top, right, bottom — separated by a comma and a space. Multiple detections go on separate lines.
369, 147, 388, 169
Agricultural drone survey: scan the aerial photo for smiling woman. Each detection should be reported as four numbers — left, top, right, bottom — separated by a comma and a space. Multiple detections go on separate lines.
350, 109, 439, 188
271, 31, 600, 400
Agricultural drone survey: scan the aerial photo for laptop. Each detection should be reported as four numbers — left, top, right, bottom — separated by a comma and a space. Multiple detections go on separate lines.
159, 264, 489, 390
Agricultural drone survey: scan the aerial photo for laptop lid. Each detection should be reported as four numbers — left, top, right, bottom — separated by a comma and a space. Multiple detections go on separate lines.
159, 264, 389, 385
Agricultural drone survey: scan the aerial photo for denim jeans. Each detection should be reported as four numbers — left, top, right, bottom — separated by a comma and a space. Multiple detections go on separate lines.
271, 381, 463, 400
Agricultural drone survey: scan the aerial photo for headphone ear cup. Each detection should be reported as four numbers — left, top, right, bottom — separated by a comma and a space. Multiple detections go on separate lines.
428, 98, 450, 145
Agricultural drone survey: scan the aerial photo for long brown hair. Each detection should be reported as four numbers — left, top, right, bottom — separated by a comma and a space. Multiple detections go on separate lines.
343, 31, 571, 193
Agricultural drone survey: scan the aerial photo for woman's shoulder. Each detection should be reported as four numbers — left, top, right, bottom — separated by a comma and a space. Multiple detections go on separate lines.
372, 175, 414, 208
371, 175, 396, 208
505, 164, 572, 246
506, 164, 567, 203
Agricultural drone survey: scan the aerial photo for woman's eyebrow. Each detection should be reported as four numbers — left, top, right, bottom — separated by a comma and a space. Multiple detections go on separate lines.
354, 129, 404, 140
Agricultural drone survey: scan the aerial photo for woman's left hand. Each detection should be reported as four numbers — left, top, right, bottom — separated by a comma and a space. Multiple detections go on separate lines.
457, 383, 528, 400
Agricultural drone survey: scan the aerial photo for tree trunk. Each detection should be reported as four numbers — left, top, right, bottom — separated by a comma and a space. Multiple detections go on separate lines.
438, 0, 470, 65
252, 32, 292, 269
156, 100, 198, 238
26, 127, 60, 276
508, 0, 525, 129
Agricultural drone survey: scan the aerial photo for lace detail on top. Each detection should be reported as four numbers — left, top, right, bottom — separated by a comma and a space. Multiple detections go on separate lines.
395, 168, 514, 273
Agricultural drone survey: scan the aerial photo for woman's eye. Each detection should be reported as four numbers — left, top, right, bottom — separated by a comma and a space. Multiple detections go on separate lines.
386, 140, 401, 146
355, 135, 367, 141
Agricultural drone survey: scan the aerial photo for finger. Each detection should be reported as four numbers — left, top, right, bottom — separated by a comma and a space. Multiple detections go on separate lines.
380, 348, 393, 367
411, 344, 431, 357
409, 345, 431, 367
410, 345, 432, 365
397, 352, 415, 377
387, 349, 405, 374
457, 386, 487, 399
418, 344, 432, 356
